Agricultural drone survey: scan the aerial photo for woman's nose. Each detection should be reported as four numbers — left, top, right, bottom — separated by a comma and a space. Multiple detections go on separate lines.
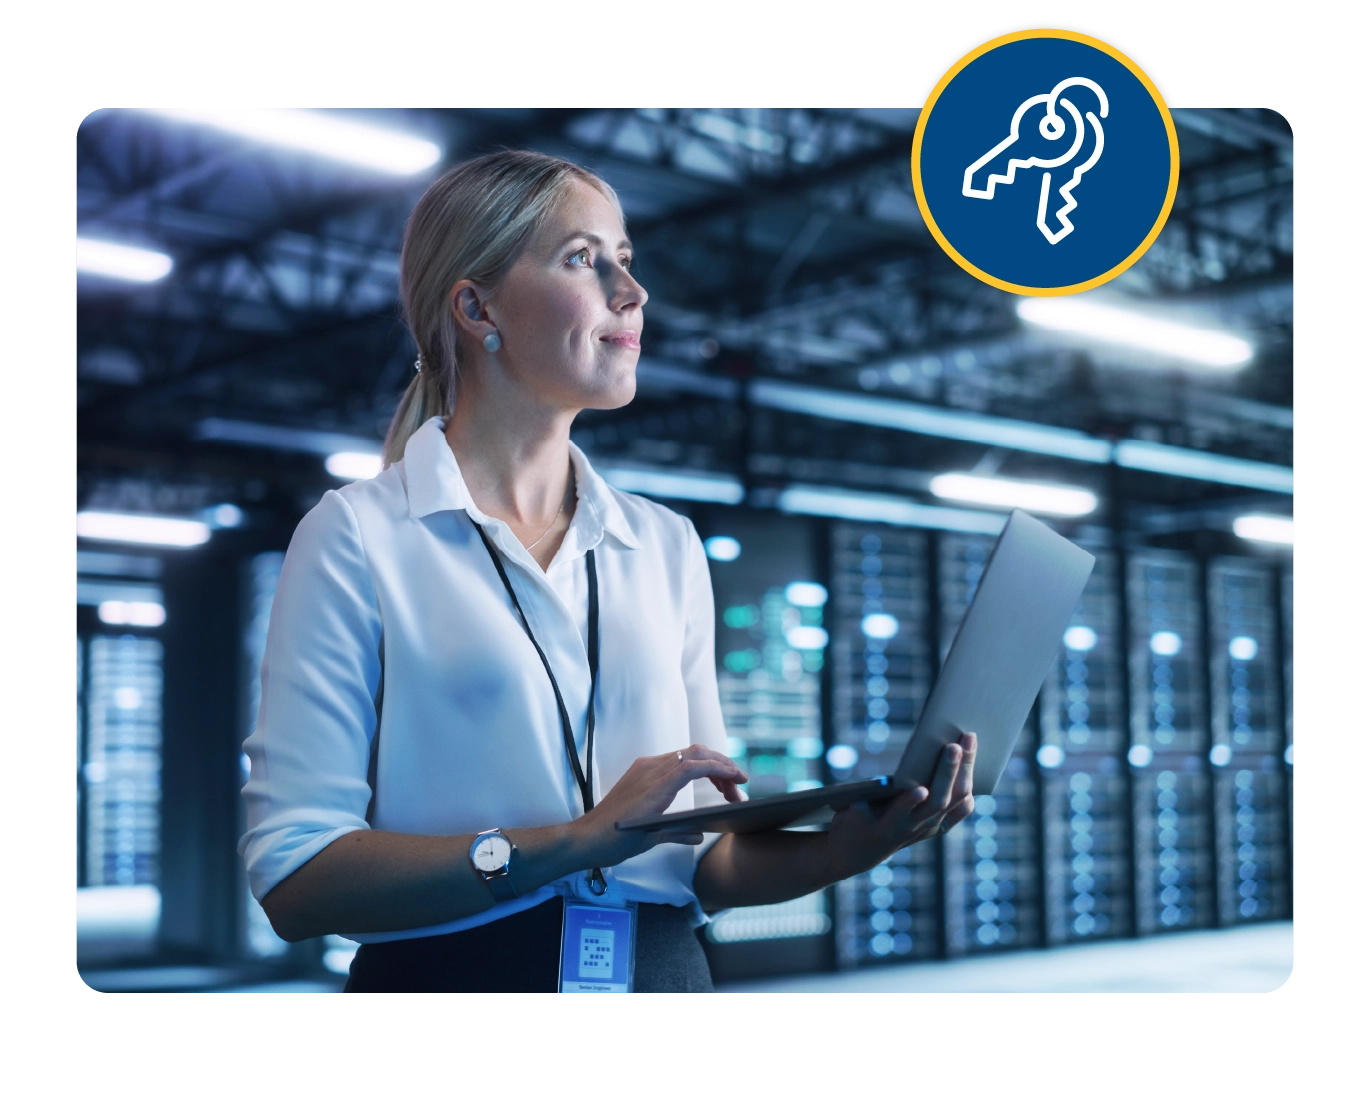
606, 263, 647, 311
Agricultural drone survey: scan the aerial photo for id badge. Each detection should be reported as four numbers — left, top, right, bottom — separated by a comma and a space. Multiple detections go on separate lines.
559, 900, 636, 993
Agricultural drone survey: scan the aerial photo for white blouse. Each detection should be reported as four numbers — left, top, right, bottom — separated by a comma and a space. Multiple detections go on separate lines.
239, 416, 731, 942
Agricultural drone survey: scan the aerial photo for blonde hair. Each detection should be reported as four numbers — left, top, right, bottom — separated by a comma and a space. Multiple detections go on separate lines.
382, 150, 622, 467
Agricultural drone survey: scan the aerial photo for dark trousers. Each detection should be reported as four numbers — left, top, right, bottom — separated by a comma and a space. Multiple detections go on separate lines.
344, 898, 714, 993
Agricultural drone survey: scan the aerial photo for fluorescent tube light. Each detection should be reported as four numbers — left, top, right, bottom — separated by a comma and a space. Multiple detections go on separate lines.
749, 379, 1292, 494
1016, 297, 1254, 369
77, 511, 211, 547
97, 601, 167, 627
777, 484, 1006, 535
1233, 514, 1294, 545
150, 109, 441, 175
636, 357, 740, 401
77, 238, 173, 282
195, 417, 380, 457
751, 379, 1112, 463
601, 467, 745, 504
929, 472, 1098, 517
1117, 441, 1293, 494
325, 451, 384, 481
77, 581, 161, 607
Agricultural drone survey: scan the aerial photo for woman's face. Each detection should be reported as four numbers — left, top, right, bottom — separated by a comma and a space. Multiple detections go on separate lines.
483, 179, 647, 413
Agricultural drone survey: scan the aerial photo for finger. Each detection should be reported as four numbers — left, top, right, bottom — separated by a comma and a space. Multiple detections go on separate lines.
677, 743, 743, 768
674, 759, 748, 789
950, 732, 978, 805
708, 776, 746, 803
850, 800, 878, 827
674, 746, 749, 784
877, 786, 928, 830
927, 742, 962, 813
939, 794, 975, 834
656, 831, 706, 846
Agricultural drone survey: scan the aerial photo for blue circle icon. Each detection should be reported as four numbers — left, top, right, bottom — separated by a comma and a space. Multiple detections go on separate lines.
912, 30, 1179, 295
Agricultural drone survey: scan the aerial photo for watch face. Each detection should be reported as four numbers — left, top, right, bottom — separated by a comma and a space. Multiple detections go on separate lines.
472, 833, 512, 872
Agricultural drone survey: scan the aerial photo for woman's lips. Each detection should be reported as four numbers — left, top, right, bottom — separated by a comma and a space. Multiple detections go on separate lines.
600, 330, 641, 350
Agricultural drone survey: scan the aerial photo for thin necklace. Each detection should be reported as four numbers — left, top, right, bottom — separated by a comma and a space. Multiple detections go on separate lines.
523, 467, 575, 552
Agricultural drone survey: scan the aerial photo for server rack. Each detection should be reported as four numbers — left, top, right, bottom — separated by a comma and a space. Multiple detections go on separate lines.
76, 554, 169, 969
701, 512, 834, 979
820, 520, 1291, 980
828, 525, 940, 966
936, 533, 1043, 955
1040, 549, 1134, 944
83, 635, 164, 889
1126, 551, 1216, 933
1280, 566, 1293, 875
1207, 557, 1292, 924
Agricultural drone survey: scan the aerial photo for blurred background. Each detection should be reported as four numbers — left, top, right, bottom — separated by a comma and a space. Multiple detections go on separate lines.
75, 108, 1292, 992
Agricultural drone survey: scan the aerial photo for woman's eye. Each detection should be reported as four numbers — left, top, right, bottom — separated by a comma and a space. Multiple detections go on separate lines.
620, 255, 633, 270
569, 248, 591, 267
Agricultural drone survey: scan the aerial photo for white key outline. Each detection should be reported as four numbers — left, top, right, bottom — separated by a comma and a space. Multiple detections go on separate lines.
962, 77, 1109, 244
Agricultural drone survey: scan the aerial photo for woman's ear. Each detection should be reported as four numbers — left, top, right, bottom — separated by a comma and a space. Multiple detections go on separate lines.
455, 286, 481, 321
449, 281, 496, 344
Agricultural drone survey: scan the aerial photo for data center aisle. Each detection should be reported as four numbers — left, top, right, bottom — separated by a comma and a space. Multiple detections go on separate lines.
715, 921, 1291, 993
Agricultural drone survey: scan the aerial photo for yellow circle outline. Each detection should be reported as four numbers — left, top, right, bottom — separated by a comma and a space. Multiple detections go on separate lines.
910, 28, 1180, 297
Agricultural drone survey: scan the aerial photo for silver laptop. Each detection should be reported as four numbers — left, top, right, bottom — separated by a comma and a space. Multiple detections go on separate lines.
617, 508, 1096, 835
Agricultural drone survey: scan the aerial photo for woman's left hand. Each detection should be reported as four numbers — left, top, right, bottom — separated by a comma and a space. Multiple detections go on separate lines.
821, 731, 978, 882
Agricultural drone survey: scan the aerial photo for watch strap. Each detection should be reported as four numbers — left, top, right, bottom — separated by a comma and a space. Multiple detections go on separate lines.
481, 869, 520, 903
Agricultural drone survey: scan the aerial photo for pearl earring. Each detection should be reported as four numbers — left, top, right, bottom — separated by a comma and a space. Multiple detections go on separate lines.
483, 331, 502, 353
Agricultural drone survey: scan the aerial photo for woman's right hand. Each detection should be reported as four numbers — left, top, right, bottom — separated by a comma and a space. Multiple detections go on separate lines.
570, 744, 748, 869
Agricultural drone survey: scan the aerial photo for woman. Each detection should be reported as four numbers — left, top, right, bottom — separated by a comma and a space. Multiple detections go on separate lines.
240, 150, 977, 992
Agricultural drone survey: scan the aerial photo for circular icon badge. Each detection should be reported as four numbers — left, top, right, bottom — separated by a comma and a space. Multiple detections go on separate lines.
912, 30, 1179, 296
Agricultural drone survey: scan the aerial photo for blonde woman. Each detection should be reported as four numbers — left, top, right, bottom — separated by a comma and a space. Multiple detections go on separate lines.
240, 150, 977, 992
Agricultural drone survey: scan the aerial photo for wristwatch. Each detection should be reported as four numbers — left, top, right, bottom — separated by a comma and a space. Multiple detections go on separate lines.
469, 828, 520, 902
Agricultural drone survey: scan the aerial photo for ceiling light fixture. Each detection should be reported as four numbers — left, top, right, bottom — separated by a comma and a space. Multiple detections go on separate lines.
77, 511, 211, 548
601, 467, 745, 505
929, 472, 1098, 517
746, 377, 1289, 493
751, 378, 1112, 463
149, 109, 442, 175
77, 238, 173, 283
1115, 441, 1293, 494
776, 484, 1007, 535
1016, 296, 1254, 369
325, 452, 384, 481
1233, 514, 1293, 546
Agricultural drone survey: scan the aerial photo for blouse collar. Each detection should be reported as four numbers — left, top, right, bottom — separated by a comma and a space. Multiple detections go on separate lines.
400, 416, 641, 551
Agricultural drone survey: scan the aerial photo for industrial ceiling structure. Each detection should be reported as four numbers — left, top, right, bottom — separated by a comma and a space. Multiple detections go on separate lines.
76, 108, 1293, 546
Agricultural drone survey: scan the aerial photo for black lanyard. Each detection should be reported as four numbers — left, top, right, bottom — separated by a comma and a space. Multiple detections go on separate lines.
473, 519, 608, 895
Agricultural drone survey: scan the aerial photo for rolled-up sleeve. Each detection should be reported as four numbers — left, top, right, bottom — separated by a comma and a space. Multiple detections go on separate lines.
238, 489, 382, 902
679, 517, 737, 867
